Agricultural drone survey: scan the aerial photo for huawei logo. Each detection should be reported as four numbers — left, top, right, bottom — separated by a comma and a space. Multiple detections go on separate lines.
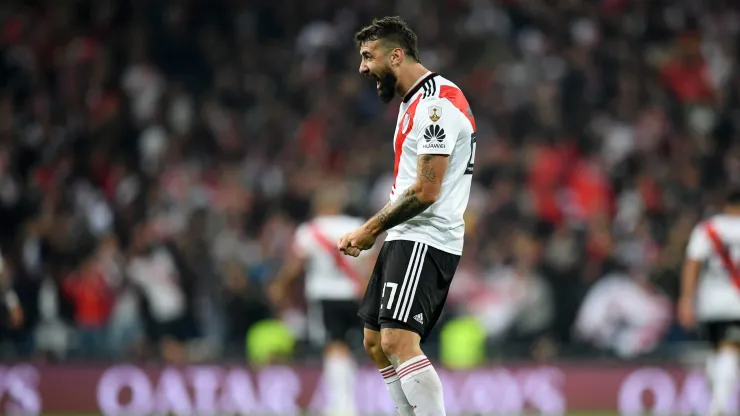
423, 124, 446, 143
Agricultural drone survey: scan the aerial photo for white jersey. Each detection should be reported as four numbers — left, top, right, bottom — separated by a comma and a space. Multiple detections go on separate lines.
686, 214, 740, 320
127, 247, 186, 322
386, 72, 476, 255
293, 215, 369, 301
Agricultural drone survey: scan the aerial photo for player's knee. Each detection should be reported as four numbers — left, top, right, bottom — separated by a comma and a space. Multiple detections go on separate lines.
380, 335, 401, 358
363, 329, 383, 359
362, 336, 380, 355
379, 328, 418, 359
380, 333, 403, 357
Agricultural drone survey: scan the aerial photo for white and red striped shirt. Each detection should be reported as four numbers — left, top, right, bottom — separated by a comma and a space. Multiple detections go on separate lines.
686, 214, 740, 320
293, 215, 370, 301
386, 72, 476, 255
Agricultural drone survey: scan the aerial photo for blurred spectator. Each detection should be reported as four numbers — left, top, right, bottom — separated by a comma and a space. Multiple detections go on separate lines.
221, 259, 272, 352
574, 268, 672, 358
126, 222, 191, 362
62, 253, 114, 358
96, 234, 143, 359
0, 248, 24, 333
450, 231, 554, 344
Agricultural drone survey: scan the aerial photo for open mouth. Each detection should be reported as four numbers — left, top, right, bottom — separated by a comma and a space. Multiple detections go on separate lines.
372, 74, 382, 90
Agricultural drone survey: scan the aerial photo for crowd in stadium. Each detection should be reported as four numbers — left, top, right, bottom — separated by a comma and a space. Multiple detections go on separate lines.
0, 0, 739, 363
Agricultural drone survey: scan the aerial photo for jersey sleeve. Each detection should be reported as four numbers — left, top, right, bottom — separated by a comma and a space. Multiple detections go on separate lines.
686, 223, 712, 261
414, 98, 460, 156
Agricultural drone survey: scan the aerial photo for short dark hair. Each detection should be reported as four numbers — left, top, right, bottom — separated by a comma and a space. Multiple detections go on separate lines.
355, 16, 421, 62
727, 188, 740, 205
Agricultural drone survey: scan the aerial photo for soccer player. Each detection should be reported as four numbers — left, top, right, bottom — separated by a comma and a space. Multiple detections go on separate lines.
337, 16, 477, 416
270, 187, 373, 416
679, 190, 740, 416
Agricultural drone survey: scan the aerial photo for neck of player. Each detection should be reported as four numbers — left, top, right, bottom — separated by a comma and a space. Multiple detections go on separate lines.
396, 63, 431, 98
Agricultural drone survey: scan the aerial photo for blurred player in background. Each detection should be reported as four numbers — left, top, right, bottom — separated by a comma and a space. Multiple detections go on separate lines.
679, 189, 740, 416
270, 186, 373, 416
338, 16, 476, 416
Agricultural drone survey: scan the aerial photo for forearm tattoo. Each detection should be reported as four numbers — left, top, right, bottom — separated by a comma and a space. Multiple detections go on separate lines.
419, 154, 437, 184
370, 188, 431, 232
366, 156, 440, 234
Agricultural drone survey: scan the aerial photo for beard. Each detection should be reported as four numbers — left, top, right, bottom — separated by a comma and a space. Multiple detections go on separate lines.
376, 70, 397, 103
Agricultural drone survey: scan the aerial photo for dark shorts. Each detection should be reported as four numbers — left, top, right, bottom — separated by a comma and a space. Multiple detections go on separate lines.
358, 240, 460, 342
317, 299, 362, 343
701, 320, 740, 348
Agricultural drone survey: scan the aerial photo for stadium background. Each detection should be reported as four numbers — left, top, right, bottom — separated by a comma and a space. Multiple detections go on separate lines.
0, 0, 738, 414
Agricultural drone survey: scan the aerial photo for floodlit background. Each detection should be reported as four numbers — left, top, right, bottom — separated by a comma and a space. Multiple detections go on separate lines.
0, 0, 738, 414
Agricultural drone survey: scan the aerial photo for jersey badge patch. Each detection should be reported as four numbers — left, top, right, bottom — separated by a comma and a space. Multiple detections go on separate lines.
428, 105, 442, 122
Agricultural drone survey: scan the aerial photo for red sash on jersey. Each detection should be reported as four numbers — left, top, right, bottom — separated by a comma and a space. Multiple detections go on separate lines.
307, 223, 364, 296
704, 223, 740, 292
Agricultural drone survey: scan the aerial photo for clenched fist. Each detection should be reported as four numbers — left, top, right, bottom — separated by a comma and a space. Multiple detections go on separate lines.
337, 226, 377, 257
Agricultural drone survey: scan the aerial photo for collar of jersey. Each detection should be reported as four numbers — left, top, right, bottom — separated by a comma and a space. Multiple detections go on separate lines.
402, 72, 438, 103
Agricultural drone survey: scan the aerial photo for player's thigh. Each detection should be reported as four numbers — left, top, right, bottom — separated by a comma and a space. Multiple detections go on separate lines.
378, 241, 460, 341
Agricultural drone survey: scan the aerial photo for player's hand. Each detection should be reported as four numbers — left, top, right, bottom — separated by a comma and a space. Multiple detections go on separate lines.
337, 232, 361, 257
677, 296, 696, 330
338, 227, 377, 257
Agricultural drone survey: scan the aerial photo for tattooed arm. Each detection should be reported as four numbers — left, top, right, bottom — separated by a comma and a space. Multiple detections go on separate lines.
338, 154, 449, 256
362, 154, 449, 236
339, 100, 462, 257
